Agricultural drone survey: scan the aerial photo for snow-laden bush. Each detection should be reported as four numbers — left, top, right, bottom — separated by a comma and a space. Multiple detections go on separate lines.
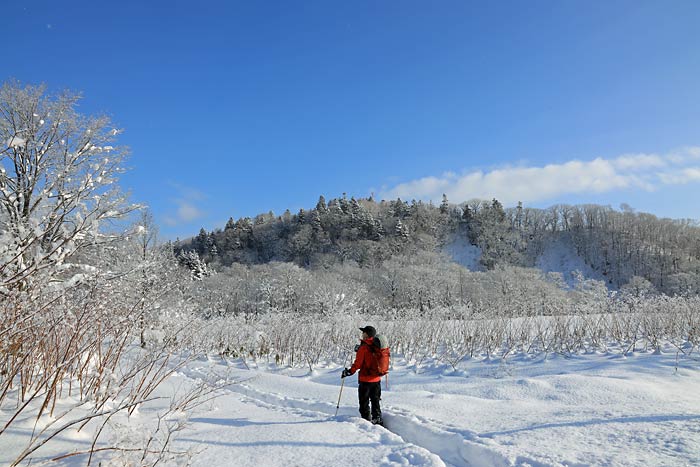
161, 292, 700, 372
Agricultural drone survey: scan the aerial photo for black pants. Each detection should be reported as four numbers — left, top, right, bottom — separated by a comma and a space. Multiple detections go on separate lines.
358, 381, 381, 421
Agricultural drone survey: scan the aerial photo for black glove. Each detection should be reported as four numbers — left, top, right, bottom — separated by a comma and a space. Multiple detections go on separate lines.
341, 368, 352, 378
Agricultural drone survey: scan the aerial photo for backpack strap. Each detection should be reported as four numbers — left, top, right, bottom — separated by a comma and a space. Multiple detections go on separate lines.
360, 340, 377, 353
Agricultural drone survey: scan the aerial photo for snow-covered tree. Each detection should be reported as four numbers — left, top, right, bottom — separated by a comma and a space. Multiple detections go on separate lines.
395, 218, 409, 240
179, 250, 211, 280
193, 227, 209, 254
0, 81, 138, 293
0, 83, 201, 466
440, 193, 449, 214
339, 193, 350, 214
312, 209, 323, 232
315, 195, 327, 213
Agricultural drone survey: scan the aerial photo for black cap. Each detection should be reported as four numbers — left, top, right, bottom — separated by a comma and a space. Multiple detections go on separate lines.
359, 326, 376, 337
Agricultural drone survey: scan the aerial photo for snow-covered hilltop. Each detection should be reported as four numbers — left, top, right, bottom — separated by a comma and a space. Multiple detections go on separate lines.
179, 197, 700, 298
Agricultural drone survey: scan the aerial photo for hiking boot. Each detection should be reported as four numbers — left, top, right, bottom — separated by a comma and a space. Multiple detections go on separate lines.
371, 417, 383, 426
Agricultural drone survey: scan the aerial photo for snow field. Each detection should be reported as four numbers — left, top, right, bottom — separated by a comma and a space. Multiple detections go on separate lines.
172, 351, 700, 467
171, 365, 445, 466
3, 351, 700, 466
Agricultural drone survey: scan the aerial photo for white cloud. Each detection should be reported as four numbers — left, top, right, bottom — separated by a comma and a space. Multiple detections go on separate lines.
611, 153, 666, 171
666, 146, 700, 165
177, 202, 205, 222
379, 147, 700, 205
658, 167, 700, 185
163, 184, 207, 226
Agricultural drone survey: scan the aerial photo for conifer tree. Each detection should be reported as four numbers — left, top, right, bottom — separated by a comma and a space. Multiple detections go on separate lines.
316, 195, 328, 213
391, 198, 410, 218
440, 194, 450, 214
491, 198, 506, 222
194, 228, 209, 254
329, 199, 344, 216
462, 205, 472, 222
350, 197, 364, 228
340, 193, 350, 214
178, 250, 210, 280
372, 218, 385, 240
239, 217, 253, 234
515, 201, 524, 232
395, 219, 410, 239
205, 233, 216, 254
312, 209, 323, 232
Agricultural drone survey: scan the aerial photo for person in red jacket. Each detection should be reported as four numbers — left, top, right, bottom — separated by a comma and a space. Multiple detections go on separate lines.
342, 325, 383, 425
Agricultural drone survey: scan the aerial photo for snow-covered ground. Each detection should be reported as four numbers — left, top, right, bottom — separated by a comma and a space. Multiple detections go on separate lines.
5, 350, 699, 466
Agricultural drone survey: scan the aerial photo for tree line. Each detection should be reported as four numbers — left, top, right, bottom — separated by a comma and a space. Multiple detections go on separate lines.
178, 196, 700, 297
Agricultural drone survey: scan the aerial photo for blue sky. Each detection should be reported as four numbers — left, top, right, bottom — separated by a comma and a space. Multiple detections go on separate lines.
3, 1, 700, 239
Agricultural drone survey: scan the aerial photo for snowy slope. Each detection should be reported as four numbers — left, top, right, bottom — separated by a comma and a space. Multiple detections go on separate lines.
4, 352, 700, 467
535, 234, 607, 288
443, 233, 609, 289
443, 236, 483, 271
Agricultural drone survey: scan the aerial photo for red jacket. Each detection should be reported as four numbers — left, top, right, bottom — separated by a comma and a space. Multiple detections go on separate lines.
349, 338, 382, 383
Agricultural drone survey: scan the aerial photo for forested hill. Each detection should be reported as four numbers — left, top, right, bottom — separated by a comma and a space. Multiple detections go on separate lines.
175, 195, 700, 296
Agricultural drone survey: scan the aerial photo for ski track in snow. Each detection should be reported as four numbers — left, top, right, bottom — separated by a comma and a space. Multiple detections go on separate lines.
181, 364, 556, 467
173, 363, 442, 466
209, 382, 444, 464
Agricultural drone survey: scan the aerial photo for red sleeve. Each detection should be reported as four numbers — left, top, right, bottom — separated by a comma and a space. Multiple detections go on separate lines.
349, 345, 366, 374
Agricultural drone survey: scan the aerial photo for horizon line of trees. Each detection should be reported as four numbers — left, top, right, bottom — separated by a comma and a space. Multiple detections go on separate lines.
177, 196, 700, 297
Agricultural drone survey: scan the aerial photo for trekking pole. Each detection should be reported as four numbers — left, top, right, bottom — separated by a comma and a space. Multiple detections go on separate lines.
385, 373, 389, 390
335, 350, 351, 416
335, 377, 345, 416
